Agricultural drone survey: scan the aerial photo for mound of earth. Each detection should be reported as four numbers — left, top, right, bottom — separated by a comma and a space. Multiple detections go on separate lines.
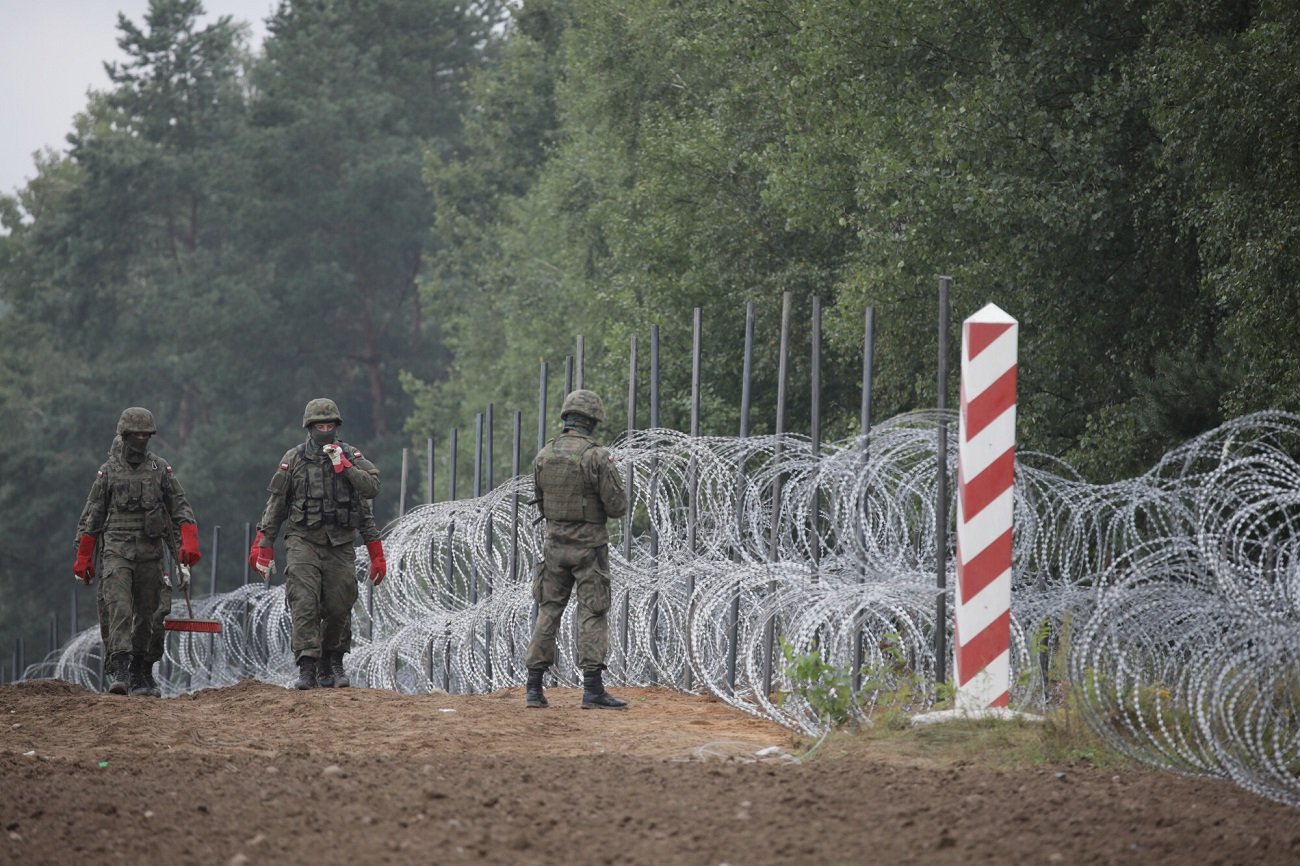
2, 679, 1295, 865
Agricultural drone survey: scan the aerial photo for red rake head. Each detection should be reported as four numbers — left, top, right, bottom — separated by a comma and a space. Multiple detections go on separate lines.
163, 617, 223, 634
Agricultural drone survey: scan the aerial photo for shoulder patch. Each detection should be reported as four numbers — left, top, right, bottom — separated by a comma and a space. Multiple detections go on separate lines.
351, 449, 363, 459
280, 462, 290, 471
166, 465, 174, 473
96, 470, 104, 478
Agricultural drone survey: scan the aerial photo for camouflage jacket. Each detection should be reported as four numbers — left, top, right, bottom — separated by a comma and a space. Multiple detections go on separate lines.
533, 430, 627, 548
76, 437, 196, 563
257, 438, 381, 548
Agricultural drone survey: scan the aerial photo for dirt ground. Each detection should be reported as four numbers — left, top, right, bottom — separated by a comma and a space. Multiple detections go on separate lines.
1, 679, 1296, 865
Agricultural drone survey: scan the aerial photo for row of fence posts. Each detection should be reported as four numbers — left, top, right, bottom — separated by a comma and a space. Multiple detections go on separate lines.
13, 283, 962, 697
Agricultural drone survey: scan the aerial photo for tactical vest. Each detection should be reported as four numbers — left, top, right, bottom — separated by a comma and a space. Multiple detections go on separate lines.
537, 433, 607, 523
103, 455, 171, 538
288, 442, 361, 530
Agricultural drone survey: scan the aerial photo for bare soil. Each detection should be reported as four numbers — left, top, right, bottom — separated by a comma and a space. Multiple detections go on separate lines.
2, 679, 1296, 865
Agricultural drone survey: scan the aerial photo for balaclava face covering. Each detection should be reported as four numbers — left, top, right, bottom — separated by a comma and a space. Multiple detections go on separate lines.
562, 413, 596, 435
310, 426, 338, 448
122, 433, 149, 462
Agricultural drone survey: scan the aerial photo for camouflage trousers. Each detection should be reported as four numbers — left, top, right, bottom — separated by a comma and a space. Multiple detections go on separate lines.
96, 546, 164, 658
284, 534, 358, 661
525, 542, 612, 672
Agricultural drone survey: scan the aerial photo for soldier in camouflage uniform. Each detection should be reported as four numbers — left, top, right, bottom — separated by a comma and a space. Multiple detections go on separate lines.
525, 389, 629, 709
73, 408, 201, 696
249, 398, 386, 690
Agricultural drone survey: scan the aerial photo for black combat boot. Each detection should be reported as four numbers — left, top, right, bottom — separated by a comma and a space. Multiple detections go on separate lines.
294, 656, 318, 690
330, 651, 350, 689
581, 669, 628, 710
525, 668, 548, 708
316, 654, 336, 688
142, 661, 162, 697
106, 652, 130, 695
128, 655, 152, 697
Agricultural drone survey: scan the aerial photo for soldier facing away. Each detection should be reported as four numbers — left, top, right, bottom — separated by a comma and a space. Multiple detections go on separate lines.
72, 407, 201, 696
525, 388, 629, 709
249, 398, 386, 690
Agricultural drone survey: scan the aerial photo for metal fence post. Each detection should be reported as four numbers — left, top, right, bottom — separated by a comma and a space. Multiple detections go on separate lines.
622, 334, 638, 657
763, 292, 793, 698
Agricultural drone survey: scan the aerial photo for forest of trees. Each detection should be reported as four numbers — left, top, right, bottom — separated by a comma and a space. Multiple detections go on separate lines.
1, 0, 1296, 659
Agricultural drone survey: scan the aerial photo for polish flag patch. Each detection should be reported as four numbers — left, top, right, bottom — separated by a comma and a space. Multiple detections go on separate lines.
280, 463, 290, 471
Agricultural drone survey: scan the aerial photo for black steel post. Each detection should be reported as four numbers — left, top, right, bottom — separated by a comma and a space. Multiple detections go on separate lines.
648, 324, 661, 669
449, 427, 459, 501
762, 291, 793, 697
537, 360, 549, 452
427, 437, 435, 504
242, 521, 251, 678
861, 305, 876, 439
727, 301, 755, 691
486, 403, 495, 493
444, 533, 454, 691
484, 404, 495, 681
472, 413, 483, 605
854, 304, 877, 693
448, 426, 459, 660
650, 325, 660, 431
564, 355, 573, 397
936, 276, 952, 687
399, 447, 410, 518
685, 307, 702, 690
622, 333, 638, 656
740, 301, 755, 439
575, 335, 585, 389
486, 404, 495, 590
811, 295, 822, 571
210, 525, 220, 596
623, 333, 639, 561
811, 295, 822, 456
510, 411, 521, 583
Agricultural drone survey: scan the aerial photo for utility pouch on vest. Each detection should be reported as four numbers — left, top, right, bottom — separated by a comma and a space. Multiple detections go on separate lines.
306, 464, 327, 499
143, 505, 168, 539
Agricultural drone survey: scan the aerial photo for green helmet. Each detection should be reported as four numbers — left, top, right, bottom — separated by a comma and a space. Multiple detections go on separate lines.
116, 407, 157, 435
560, 389, 605, 423
302, 398, 343, 428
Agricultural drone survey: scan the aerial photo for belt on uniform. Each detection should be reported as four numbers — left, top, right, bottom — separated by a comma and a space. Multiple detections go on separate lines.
104, 519, 146, 531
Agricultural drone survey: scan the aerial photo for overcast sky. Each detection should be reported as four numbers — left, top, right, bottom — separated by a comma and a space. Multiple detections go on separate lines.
0, 1, 275, 199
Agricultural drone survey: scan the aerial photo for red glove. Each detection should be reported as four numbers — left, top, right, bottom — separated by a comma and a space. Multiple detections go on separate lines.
248, 531, 275, 579
366, 540, 387, 585
248, 530, 265, 568
73, 534, 97, 584
179, 522, 202, 566
323, 443, 353, 474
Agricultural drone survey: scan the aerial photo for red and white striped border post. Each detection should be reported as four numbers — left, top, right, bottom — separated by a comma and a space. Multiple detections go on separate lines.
954, 303, 1017, 711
